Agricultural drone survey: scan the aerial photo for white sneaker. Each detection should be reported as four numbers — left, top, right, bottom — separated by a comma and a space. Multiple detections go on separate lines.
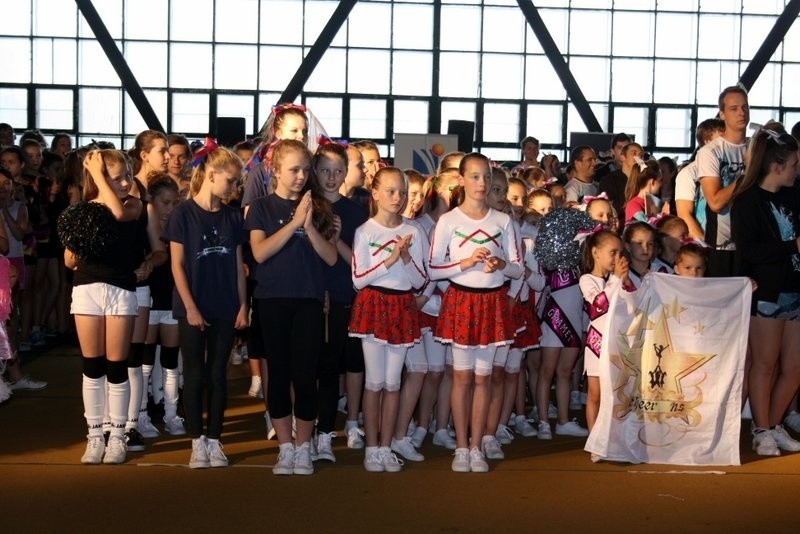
363, 446, 384, 472
537, 420, 553, 440
189, 436, 210, 468
81, 435, 105, 464
265, 412, 276, 440
10, 375, 47, 391
469, 446, 489, 472
164, 416, 187, 436
555, 419, 589, 437
432, 428, 457, 450
514, 415, 538, 437
406, 419, 417, 437
495, 424, 514, 445
137, 413, 160, 438
346, 425, 365, 449
548, 402, 558, 419
772, 425, 800, 452
248, 376, 263, 398
380, 446, 404, 472
784, 411, 800, 433
315, 431, 337, 462
391, 436, 424, 462
752, 429, 780, 456
293, 442, 314, 475
206, 438, 228, 467
273, 443, 295, 475
409, 426, 427, 448
337, 395, 347, 413
569, 390, 582, 410
103, 435, 127, 464
230, 347, 243, 365
481, 435, 504, 460
451, 447, 470, 472
527, 407, 540, 423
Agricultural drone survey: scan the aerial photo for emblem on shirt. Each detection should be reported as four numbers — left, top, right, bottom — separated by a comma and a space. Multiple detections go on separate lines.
197, 226, 231, 258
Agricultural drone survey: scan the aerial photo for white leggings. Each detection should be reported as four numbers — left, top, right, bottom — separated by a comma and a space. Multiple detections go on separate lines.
451, 346, 496, 376
405, 339, 429, 373
423, 330, 447, 372
362, 338, 408, 392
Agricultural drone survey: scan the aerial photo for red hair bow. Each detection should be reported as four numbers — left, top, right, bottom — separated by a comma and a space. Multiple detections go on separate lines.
189, 137, 218, 168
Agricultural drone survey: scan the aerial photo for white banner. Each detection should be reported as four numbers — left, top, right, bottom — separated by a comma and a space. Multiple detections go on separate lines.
585, 273, 751, 466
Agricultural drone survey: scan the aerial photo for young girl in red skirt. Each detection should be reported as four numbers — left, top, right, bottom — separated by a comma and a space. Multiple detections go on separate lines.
350, 167, 427, 473
429, 153, 523, 473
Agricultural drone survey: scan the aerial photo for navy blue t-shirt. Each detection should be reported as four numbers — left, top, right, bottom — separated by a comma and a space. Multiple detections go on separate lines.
326, 196, 369, 302
245, 193, 326, 301
161, 199, 243, 321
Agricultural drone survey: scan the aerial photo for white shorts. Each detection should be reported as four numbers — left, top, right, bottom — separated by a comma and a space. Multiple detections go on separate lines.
492, 345, 509, 367
148, 309, 178, 326
71, 283, 138, 316
423, 331, 447, 372
451, 346, 495, 376
136, 286, 152, 308
505, 348, 524, 373
404, 339, 429, 373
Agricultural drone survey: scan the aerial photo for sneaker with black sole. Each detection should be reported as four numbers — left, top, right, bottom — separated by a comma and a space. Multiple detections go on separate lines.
124, 428, 146, 452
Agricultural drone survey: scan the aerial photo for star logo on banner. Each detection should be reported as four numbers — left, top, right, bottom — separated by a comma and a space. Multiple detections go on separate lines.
693, 321, 706, 335
663, 296, 688, 323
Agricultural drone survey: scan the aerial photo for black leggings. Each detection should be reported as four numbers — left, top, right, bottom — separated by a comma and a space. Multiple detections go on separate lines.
178, 318, 235, 440
258, 298, 322, 422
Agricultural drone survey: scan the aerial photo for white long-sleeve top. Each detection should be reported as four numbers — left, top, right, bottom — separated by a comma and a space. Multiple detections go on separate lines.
351, 218, 428, 291
509, 221, 545, 301
428, 207, 523, 288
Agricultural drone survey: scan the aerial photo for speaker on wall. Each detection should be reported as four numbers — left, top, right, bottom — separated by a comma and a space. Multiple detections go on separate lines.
215, 117, 246, 147
447, 120, 475, 153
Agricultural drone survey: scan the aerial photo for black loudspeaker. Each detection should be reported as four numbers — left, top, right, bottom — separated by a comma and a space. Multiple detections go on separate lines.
215, 117, 246, 147
447, 120, 475, 153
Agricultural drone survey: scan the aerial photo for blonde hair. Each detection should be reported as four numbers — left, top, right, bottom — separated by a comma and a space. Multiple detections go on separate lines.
189, 146, 243, 198
369, 166, 407, 217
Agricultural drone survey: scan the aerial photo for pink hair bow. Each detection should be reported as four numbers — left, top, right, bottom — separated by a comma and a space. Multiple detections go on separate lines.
543, 177, 559, 186
272, 102, 307, 115
582, 192, 609, 205
680, 237, 710, 248
573, 224, 605, 244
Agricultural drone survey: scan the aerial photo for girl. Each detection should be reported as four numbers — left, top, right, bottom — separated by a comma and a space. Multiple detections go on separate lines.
584, 194, 613, 229
350, 167, 427, 471
167, 134, 192, 198
402, 169, 426, 220
313, 140, 368, 462
246, 139, 337, 476
506, 177, 527, 222
162, 146, 247, 468
128, 130, 170, 195
540, 154, 562, 184
624, 159, 662, 223
731, 127, 800, 456
526, 188, 554, 223
429, 153, 522, 472
66, 150, 141, 464
623, 221, 658, 287
520, 167, 547, 191
50, 133, 72, 157
673, 241, 708, 278
653, 215, 690, 272
578, 229, 633, 435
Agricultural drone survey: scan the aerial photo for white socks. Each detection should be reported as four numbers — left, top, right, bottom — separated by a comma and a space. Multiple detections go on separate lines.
82, 375, 106, 437
164, 368, 180, 420
127, 366, 143, 430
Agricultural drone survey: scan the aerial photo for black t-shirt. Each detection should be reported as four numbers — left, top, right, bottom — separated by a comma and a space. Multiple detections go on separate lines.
326, 196, 369, 302
599, 169, 627, 219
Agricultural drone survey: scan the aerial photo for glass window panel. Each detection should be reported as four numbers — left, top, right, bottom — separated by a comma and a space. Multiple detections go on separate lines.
741, 15, 782, 62
259, 46, 303, 92
441, 101, 476, 135
79, 0, 121, 39
305, 1, 345, 47
612, 107, 648, 147
172, 93, 210, 134
36, 89, 73, 130
747, 63, 781, 108
657, 0, 698, 11
79, 40, 122, 86
527, 9, 568, 54
347, 49, 390, 95
571, 0, 610, 7
34, 0, 76, 37
79, 136, 122, 149
783, 111, 800, 130
80, 88, 121, 134
742, 0, 783, 14
655, 13, 697, 59
524, 55, 566, 101
123, 90, 166, 136
485, 148, 520, 164
0, 39, 32, 83
439, 52, 479, 98
0, 88, 29, 130
653, 60, 696, 104
1, 1, 31, 36
697, 15, 739, 60
590, 103, 610, 132
527, 104, 563, 145
612, 12, 655, 57
784, 16, 800, 62
529, 0, 569, 6
569, 57, 610, 102
348, 2, 391, 48
169, 43, 212, 89
614, 0, 655, 9
32, 38, 76, 85
393, 4, 433, 50
304, 97, 343, 138
215, 45, 258, 90
697, 106, 720, 123
350, 99, 386, 140
611, 59, 654, 104
482, 7, 525, 53
170, 0, 212, 41
482, 54, 523, 100
569, 11, 610, 56
125, 42, 168, 88
123, 0, 167, 40
392, 52, 433, 97
695, 61, 740, 105
256, 93, 282, 135
261, 1, 303, 45
215, 0, 258, 43
482, 103, 519, 143
566, 103, 588, 140
656, 108, 692, 147
782, 64, 800, 107
394, 101, 429, 135
217, 94, 255, 137
699, 0, 740, 12
304, 48, 346, 93
440, 6, 481, 51
749, 108, 780, 127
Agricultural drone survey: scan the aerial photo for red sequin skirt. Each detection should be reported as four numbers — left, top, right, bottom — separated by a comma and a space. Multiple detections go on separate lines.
511, 299, 542, 351
349, 286, 421, 346
418, 310, 438, 333
435, 283, 514, 348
